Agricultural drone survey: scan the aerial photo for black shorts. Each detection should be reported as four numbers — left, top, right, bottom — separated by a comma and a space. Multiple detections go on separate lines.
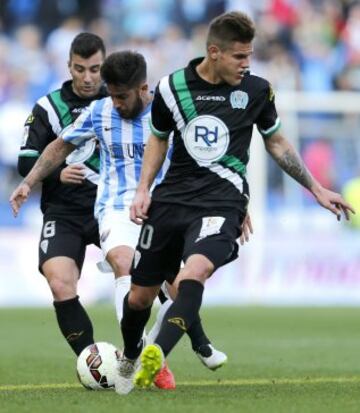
38, 212, 100, 274
131, 201, 246, 286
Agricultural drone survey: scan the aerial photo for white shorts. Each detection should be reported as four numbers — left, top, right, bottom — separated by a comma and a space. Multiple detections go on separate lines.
98, 208, 141, 257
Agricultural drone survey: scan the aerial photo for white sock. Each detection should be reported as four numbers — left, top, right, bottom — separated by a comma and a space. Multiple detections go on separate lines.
114, 275, 131, 325
146, 299, 172, 344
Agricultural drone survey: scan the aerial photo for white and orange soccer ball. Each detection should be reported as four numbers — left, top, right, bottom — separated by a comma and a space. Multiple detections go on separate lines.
76, 342, 121, 390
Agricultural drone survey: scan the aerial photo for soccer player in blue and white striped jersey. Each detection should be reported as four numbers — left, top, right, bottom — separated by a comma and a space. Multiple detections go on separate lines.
10, 50, 228, 393
62, 82, 169, 221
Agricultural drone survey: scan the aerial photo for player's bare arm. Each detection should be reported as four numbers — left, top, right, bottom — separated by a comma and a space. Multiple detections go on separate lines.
130, 133, 168, 224
10, 137, 75, 216
264, 131, 355, 220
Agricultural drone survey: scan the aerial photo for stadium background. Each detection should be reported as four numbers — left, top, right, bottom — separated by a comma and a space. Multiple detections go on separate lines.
0, 0, 359, 307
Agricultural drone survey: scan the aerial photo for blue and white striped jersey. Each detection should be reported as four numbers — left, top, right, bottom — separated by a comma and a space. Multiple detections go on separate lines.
61, 97, 170, 219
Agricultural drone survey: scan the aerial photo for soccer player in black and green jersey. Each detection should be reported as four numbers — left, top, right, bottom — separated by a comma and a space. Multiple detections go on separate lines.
114, 11, 355, 393
18, 33, 107, 356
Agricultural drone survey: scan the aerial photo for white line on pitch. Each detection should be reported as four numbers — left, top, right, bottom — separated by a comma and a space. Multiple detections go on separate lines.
1, 377, 360, 392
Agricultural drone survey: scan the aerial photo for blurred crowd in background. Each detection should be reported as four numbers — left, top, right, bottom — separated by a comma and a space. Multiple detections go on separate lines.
0, 0, 359, 224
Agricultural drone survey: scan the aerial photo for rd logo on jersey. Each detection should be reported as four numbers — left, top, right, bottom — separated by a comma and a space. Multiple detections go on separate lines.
183, 115, 229, 164
230, 90, 249, 109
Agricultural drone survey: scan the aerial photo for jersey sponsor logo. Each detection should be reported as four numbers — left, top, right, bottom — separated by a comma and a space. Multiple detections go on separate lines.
230, 90, 249, 109
183, 115, 229, 164
195, 95, 226, 102
109, 143, 145, 160
66, 138, 96, 164
196, 216, 225, 242
71, 107, 84, 114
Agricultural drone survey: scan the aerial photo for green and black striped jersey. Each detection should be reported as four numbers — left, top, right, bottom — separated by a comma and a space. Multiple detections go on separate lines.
150, 57, 281, 211
18, 80, 107, 214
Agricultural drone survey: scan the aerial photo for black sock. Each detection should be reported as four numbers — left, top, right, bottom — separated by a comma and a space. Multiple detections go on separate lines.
155, 279, 204, 357
53, 296, 94, 356
159, 285, 210, 350
121, 293, 152, 359
186, 314, 211, 351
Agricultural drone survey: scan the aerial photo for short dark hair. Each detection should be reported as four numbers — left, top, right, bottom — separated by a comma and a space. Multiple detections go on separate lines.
100, 51, 147, 88
207, 11, 255, 50
69, 32, 106, 59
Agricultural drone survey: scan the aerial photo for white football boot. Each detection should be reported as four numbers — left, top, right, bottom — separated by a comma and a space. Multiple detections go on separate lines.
196, 344, 228, 371
114, 354, 140, 395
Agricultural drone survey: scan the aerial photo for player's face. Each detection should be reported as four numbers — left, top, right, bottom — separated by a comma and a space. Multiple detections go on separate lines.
69, 50, 104, 98
212, 41, 253, 86
107, 83, 146, 119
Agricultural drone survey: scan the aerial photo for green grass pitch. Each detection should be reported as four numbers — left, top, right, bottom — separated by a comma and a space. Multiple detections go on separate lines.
1, 306, 360, 413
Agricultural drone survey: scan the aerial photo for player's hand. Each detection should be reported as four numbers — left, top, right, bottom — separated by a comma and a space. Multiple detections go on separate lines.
239, 212, 253, 245
60, 164, 85, 184
9, 181, 31, 217
130, 188, 151, 225
313, 186, 355, 221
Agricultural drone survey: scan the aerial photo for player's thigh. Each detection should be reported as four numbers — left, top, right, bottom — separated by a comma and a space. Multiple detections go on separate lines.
39, 215, 87, 275
183, 209, 243, 273
131, 203, 183, 287
98, 208, 140, 256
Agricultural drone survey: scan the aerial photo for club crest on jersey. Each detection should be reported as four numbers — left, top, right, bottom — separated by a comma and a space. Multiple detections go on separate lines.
183, 115, 230, 165
230, 90, 249, 109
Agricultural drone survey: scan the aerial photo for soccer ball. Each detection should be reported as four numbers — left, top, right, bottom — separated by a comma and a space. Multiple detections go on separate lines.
76, 342, 121, 390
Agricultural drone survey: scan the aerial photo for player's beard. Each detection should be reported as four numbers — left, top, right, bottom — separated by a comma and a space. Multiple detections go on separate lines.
118, 95, 144, 119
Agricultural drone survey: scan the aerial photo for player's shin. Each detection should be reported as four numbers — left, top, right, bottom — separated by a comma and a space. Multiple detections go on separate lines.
54, 295, 94, 356
121, 292, 152, 359
155, 279, 204, 356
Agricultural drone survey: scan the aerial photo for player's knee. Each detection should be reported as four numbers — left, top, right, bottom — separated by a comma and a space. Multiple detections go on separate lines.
106, 248, 133, 276
46, 275, 77, 301
181, 255, 214, 281
127, 291, 153, 311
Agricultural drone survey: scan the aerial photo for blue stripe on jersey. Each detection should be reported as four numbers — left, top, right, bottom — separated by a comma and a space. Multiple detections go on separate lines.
113, 108, 126, 210
133, 118, 144, 184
